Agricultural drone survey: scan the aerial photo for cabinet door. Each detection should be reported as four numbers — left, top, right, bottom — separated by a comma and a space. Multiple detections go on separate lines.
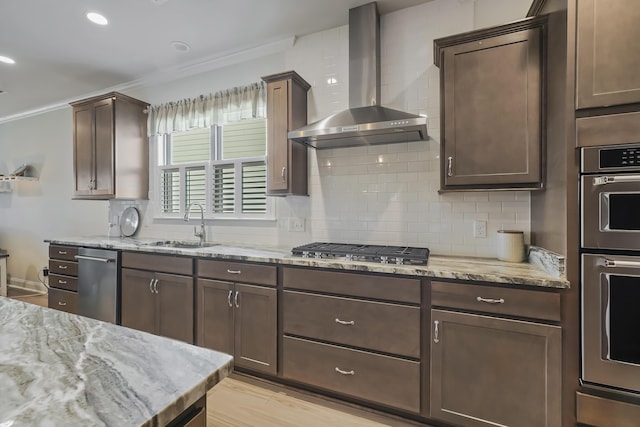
156, 272, 194, 344
92, 98, 115, 196
266, 80, 289, 192
195, 279, 234, 355
440, 27, 542, 189
430, 309, 561, 427
234, 283, 277, 375
121, 268, 156, 335
73, 105, 94, 197
576, 0, 640, 109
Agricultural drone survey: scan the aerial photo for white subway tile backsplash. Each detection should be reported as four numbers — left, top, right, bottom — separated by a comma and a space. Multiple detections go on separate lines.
252, 0, 534, 257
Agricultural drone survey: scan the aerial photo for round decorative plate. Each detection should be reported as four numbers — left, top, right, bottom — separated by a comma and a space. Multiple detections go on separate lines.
120, 207, 140, 237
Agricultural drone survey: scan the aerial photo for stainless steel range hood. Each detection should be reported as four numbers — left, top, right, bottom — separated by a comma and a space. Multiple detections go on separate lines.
288, 2, 428, 149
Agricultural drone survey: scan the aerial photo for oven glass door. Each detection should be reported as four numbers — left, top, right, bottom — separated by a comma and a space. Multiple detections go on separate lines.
582, 254, 640, 393
582, 174, 640, 250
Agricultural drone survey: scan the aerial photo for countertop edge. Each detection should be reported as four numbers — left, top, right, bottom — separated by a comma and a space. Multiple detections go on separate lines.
46, 238, 570, 289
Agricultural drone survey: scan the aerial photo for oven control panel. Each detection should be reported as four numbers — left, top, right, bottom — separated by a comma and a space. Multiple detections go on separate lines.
582, 145, 640, 173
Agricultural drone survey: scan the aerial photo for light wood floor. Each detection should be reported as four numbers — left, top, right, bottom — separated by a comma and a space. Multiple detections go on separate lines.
9, 288, 429, 426
207, 375, 429, 427
7, 287, 48, 307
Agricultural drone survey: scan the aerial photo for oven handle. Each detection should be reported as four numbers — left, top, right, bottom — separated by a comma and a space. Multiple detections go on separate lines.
593, 175, 640, 186
603, 259, 640, 269
602, 273, 612, 361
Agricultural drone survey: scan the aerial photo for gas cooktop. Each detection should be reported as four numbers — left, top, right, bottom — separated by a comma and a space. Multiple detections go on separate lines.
291, 242, 430, 265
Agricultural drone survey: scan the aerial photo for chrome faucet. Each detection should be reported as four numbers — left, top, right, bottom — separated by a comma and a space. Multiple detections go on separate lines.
184, 202, 206, 245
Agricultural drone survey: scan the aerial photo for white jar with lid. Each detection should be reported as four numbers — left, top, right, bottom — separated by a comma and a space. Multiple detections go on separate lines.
496, 230, 525, 262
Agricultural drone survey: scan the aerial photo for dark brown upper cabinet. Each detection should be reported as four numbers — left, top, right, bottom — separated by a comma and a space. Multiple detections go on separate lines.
262, 71, 310, 196
434, 17, 547, 191
576, 0, 640, 109
70, 92, 149, 200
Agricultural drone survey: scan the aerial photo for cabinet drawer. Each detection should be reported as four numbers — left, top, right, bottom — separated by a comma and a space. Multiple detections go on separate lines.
48, 288, 78, 314
122, 252, 193, 276
577, 111, 640, 147
431, 281, 560, 322
198, 259, 276, 286
283, 336, 420, 413
49, 274, 78, 292
283, 290, 420, 358
283, 267, 420, 304
49, 260, 78, 277
49, 245, 79, 261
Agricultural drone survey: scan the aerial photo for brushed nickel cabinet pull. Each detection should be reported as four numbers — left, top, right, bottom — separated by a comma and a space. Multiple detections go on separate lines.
281, 166, 286, 181
153, 279, 159, 294
434, 320, 440, 343
58, 250, 67, 255
227, 269, 241, 275
234, 291, 240, 308
335, 318, 355, 326
149, 279, 154, 294
227, 290, 233, 307
58, 280, 67, 284
335, 367, 355, 376
58, 301, 67, 306
447, 156, 453, 177
476, 296, 505, 304
58, 265, 68, 270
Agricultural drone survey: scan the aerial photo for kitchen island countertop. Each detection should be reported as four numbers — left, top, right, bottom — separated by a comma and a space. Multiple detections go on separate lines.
0, 297, 233, 426
47, 236, 569, 289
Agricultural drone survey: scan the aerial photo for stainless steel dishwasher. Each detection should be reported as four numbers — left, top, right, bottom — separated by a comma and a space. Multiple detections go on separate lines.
75, 247, 119, 323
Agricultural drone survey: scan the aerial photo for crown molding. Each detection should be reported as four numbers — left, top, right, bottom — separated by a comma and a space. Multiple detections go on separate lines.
0, 36, 296, 125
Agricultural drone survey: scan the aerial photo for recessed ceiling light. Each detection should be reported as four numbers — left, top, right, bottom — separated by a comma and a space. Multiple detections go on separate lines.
171, 41, 191, 52
0, 55, 15, 64
87, 12, 109, 26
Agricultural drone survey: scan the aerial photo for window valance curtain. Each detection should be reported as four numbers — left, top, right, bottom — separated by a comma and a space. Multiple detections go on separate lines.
148, 81, 266, 136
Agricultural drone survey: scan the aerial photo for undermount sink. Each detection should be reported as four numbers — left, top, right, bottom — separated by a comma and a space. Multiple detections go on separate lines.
147, 240, 218, 249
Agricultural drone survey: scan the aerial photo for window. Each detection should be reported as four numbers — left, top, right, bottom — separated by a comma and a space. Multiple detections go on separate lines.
157, 118, 272, 219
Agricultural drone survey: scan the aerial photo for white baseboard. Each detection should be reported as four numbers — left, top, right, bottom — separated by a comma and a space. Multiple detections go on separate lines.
9, 278, 48, 294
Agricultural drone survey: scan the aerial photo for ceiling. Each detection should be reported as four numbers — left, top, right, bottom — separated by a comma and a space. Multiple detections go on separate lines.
0, 0, 432, 122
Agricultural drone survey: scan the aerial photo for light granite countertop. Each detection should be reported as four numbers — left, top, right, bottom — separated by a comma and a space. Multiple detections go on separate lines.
47, 236, 569, 288
0, 297, 233, 426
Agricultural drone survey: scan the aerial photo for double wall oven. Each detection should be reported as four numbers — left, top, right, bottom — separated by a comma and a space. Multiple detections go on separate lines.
581, 144, 640, 395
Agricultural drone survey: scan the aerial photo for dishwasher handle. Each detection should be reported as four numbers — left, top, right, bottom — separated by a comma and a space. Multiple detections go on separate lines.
75, 255, 114, 263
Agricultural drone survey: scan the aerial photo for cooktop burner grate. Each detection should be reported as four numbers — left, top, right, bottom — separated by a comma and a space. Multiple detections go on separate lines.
291, 242, 430, 265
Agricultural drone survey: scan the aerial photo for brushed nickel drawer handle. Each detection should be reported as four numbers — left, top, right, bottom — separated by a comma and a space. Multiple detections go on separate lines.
434, 320, 439, 343
58, 265, 68, 270
58, 280, 67, 284
58, 301, 67, 306
227, 269, 241, 275
335, 367, 355, 376
58, 250, 68, 255
335, 318, 355, 326
477, 296, 505, 304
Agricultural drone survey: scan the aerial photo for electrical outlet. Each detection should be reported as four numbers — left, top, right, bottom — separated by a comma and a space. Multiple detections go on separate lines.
473, 220, 487, 238
288, 217, 305, 232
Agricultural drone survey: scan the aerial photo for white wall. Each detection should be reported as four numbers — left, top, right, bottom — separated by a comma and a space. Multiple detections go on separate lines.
0, 0, 532, 286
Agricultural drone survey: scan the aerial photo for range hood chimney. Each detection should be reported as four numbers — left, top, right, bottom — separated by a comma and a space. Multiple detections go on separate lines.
288, 2, 428, 149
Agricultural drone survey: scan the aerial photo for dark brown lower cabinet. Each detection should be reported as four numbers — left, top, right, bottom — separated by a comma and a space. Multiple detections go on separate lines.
283, 336, 421, 413
48, 287, 78, 314
121, 268, 194, 343
430, 309, 562, 427
196, 278, 277, 375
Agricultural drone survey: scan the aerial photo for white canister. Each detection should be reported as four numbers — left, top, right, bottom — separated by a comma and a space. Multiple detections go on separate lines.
496, 230, 525, 262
